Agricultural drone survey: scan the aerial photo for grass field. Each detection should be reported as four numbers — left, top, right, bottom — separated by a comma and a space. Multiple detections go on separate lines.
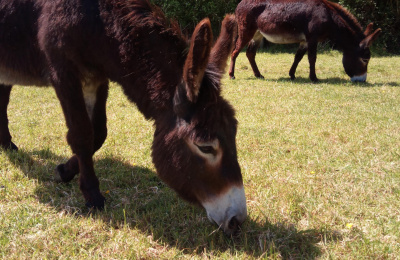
1, 51, 399, 259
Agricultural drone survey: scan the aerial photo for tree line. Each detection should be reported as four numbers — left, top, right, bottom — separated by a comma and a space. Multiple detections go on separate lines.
151, 0, 399, 54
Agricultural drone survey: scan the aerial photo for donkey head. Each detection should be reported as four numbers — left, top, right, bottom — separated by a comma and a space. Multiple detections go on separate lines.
152, 15, 246, 235
342, 23, 381, 82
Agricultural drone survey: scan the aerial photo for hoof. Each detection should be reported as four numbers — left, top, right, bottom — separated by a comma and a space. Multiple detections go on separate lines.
310, 76, 319, 83
311, 78, 319, 83
255, 75, 264, 79
290, 75, 296, 80
55, 164, 77, 183
9, 142, 18, 151
85, 193, 106, 210
230, 76, 236, 80
0, 142, 18, 151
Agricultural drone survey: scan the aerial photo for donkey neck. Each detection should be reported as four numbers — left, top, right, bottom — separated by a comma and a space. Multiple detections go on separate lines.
327, 1, 365, 50
117, 35, 187, 120
99, 0, 188, 120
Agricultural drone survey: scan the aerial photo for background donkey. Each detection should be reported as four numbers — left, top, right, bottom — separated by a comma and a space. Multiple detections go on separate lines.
229, 0, 381, 82
0, 0, 245, 235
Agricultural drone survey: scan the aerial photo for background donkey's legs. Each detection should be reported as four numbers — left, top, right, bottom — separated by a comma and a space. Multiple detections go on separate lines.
289, 42, 308, 80
229, 27, 258, 79
307, 41, 319, 82
246, 31, 265, 79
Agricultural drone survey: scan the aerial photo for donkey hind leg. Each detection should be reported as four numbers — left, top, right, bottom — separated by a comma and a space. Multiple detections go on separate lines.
289, 42, 308, 80
307, 41, 319, 82
55, 82, 109, 184
229, 28, 258, 79
246, 31, 264, 79
52, 68, 105, 209
0, 85, 18, 151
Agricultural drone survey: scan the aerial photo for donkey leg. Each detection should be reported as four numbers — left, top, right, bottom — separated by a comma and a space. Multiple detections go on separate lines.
56, 155, 79, 183
307, 42, 319, 82
246, 31, 264, 79
51, 67, 105, 209
91, 82, 109, 153
0, 85, 18, 151
229, 28, 257, 79
56, 82, 109, 183
289, 42, 308, 80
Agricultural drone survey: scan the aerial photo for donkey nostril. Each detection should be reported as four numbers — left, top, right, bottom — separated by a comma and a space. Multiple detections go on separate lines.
227, 216, 241, 234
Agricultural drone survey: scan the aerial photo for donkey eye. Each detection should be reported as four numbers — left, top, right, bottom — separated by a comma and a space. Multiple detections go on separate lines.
362, 58, 369, 63
195, 144, 215, 154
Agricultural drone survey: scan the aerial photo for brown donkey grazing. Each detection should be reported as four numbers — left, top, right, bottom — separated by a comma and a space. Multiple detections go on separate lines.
229, 0, 382, 82
0, 0, 246, 235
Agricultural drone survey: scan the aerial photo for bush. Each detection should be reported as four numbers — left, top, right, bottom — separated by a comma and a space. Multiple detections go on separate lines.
335, 0, 400, 53
152, 0, 399, 54
151, 0, 238, 36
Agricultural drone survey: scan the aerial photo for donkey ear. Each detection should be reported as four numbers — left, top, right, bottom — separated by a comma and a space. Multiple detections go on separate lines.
360, 28, 382, 49
209, 14, 238, 73
183, 18, 213, 103
364, 22, 374, 36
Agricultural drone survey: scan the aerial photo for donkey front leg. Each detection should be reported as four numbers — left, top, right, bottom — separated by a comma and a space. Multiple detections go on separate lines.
307, 41, 319, 82
51, 69, 105, 209
229, 27, 258, 79
289, 42, 308, 80
246, 31, 264, 79
56, 82, 109, 184
0, 85, 18, 151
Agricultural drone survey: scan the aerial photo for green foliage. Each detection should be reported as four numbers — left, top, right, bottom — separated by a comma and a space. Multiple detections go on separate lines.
151, 0, 238, 35
335, 0, 400, 53
152, 0, 399, 54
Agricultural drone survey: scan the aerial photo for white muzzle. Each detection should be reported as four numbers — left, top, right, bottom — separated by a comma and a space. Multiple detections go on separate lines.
201, 185, 247, 235
351, 73, 367, 82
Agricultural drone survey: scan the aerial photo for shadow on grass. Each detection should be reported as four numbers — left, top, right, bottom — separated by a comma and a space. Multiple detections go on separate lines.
254, 42, 395, 57
239, 76, 348, 85
237, 76, 399, 87
351, 81, 400, 88
277, 77, 349, 85
3, 148, 342, 258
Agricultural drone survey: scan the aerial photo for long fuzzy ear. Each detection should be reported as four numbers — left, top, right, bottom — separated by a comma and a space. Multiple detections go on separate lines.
183, 18, 213, 103
360, 28, 382, 49
209, 14, 238, 73
364, 22, 374, 36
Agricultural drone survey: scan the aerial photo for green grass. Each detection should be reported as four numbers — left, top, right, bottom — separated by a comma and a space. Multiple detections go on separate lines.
1, 51, 399, 259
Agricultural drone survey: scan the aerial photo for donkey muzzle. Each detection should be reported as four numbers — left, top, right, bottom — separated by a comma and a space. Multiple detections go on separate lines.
202, 185, 247, 235
351, 73, 367, 82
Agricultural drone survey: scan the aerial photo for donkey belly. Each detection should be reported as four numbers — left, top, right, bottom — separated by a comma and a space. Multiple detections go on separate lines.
0, 65, 49, 86
259, 31, 306, 44
255, 1, 311, 45
0, 0, 49, 87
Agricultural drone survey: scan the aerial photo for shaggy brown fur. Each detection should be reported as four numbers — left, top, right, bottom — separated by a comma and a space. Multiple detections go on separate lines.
0, 0, 242, 219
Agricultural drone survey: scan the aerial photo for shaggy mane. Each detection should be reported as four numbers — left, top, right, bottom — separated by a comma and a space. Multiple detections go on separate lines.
326, 1, 364, 37
115, 0, 184, 40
